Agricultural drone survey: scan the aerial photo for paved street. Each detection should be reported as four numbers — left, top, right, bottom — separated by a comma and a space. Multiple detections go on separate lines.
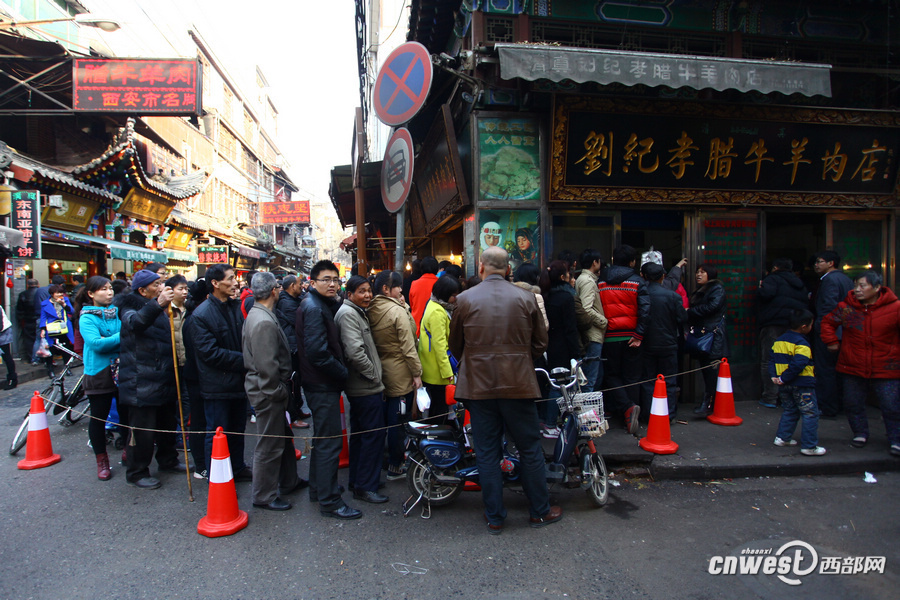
1, 383, 897, 600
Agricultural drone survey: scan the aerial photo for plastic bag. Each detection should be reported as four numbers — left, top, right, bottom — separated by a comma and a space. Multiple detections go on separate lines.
36, 337, 51, 358
416, 387, 431, 412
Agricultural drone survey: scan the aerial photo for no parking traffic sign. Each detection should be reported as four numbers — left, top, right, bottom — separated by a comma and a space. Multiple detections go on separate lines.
381, 128, 414, 213
373, 42, 433, 127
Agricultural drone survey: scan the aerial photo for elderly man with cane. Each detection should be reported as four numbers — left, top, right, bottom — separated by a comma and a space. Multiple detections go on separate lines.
243, 272, 307, 510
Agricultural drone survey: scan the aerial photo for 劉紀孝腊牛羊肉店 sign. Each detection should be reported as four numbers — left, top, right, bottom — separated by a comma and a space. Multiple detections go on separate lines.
260, 201, 310, 225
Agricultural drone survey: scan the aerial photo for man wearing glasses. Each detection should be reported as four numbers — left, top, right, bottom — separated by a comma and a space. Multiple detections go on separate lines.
295, 260, 360, 519
812, 251, 854, 418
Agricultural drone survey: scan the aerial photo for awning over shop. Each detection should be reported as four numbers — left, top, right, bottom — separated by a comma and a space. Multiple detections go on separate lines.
272, 265, 298, 274
164, 248, 199, 263
44, 228, 167, 263
340, 234, 357, 251
496, 44, 832, 97
232, 243, 266, 260
0, 225, 25, 248
329, 161, 385, 229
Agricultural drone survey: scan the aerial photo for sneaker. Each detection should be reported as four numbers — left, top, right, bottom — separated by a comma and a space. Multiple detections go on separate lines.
800, 446, 827, 456
193, 469, 208, 480
386, 466, 406, 481
758, 399, 777, 409
541, 424, 561, 439
624, 405, 640, 435
890, 444, 900, 457
773, 437, 798, 447
851, 436, 867, 448
250, 414, 257, 424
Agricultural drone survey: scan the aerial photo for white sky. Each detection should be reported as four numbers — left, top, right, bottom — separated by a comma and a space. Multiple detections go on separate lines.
81, 0, 361, 206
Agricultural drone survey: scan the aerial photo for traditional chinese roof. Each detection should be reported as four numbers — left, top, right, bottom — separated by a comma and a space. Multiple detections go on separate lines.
72, 118, 204, 201
168, 203, 208, 233
407, 0, 459, 54
1, 141, 122, 207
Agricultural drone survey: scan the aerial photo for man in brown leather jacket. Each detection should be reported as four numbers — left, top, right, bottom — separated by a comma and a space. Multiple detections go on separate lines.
449, 247, 561, 534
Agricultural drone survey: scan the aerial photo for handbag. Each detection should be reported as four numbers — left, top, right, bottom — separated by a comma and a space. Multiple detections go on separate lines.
45, 319, 69, 336
685, 318, 723, 355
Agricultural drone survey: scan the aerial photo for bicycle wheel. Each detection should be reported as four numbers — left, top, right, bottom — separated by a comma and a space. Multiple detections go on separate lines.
9, 385, 55, 455
63, 380, 88, 424
585, 451, 609, 507
405, 453, 463, 507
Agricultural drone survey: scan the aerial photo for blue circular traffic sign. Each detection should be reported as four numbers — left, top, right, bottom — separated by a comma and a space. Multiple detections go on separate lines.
373, 42, 433, 127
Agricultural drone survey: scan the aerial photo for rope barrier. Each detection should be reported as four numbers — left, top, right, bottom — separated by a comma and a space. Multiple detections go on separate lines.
36, 360, 722, 443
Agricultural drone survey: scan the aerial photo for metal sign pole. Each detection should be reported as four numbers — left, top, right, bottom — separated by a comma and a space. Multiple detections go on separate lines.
394, 203, 405, 272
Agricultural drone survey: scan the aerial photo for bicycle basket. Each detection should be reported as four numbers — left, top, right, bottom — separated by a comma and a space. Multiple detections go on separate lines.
572, 391, 607, 437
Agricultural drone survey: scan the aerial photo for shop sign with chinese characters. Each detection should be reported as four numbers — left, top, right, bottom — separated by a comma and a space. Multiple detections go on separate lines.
197, 245, 229, 264
558, 111, 898, 195
40, 194, 100, 231
260, 201, 310, 225
11, 191, 41, 259
73, 58, 202, 115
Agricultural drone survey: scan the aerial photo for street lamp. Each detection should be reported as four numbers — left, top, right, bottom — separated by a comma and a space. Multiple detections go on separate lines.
0, 14, 121, 33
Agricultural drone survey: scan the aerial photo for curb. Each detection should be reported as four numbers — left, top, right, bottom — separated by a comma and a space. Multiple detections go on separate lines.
647, 456, 900, 480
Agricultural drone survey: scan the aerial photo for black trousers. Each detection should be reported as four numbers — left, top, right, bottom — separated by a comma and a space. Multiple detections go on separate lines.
88, 391, 115, 455
347, 392, 386, 493
640, 351, 679, 419
602, 340, 642, 416
305, 389, 344, 510
424, 383, 449, 424
186, 383, 206, 471
125, 403, 178, 482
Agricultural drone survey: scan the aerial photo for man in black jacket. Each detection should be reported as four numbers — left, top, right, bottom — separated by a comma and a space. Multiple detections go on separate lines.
276, 275, 310, 427
16, 278, 39, 362
118, 270, 179, 489
757, 258, 810, 408
296, 260, 359, 520
812, 250, 854, 417
639, 263, 687, 421
188, 264, 251, 480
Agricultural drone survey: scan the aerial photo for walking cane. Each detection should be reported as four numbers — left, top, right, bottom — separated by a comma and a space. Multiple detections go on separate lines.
168, 303, 194, 502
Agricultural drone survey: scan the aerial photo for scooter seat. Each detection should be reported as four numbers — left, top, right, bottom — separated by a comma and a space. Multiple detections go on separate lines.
405, 422, 457, 438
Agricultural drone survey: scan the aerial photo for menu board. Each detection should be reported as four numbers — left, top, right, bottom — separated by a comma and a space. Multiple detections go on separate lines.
700, 217, 759, 363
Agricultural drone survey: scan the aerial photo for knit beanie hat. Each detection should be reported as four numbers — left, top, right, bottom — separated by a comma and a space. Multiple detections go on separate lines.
131, 269, 161, 291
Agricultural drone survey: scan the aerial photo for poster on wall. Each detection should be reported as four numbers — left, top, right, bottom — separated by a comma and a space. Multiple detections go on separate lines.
478, 117, 541, 201
479, 209, 539, 272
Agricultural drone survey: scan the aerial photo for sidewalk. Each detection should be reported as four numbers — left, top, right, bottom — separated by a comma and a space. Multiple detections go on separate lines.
599, 402, 900, 480
5, 357, 68, 389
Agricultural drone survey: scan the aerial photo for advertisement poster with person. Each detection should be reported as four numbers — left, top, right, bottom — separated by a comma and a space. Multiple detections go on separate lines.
479, 210, 539, 271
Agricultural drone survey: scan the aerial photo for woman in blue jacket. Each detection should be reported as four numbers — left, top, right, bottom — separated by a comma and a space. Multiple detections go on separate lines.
76, 277, 121, 481
39, 284, 74, 379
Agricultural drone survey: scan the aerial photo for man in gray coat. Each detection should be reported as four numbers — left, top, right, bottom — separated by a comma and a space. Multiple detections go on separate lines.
243, 272, 306, 511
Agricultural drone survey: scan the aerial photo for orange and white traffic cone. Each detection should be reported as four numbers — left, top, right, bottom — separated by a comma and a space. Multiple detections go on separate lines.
197, 427, 248, 538
707, 358, 743, 426
338, 393, 350, 469
18, 390, 62, 470
639, 375, 679, 454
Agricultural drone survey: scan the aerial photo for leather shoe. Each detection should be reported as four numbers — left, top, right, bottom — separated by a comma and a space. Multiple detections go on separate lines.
290, 420, 310, 429
127, 476, 161, 490
299, 409, 312, 419
484, 514, 503, 535
253, 497, 292, 511
158, 462, 188, 473
529, 505, 563, 528
279, 479, 309, 495
352, 490, 389, 504
321, 505, 362, 520
234, 467, 253, 481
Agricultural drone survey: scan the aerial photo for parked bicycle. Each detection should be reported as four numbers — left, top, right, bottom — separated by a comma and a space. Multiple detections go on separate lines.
9, 344, 87, 455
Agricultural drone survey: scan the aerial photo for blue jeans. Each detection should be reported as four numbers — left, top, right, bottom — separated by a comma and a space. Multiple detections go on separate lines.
581, 341, 604, 392
465, 398, 550, 524
775, 385, 819, 449
842, 375, 900, 446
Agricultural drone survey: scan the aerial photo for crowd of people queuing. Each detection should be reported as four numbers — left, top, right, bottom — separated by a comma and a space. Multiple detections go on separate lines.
11, 242, 900, 530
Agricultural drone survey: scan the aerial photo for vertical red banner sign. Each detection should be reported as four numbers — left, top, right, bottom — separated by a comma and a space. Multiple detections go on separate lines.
11, 191, 41, 259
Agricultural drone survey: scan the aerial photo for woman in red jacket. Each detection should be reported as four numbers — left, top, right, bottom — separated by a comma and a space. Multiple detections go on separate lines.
820, 271, 900, 456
